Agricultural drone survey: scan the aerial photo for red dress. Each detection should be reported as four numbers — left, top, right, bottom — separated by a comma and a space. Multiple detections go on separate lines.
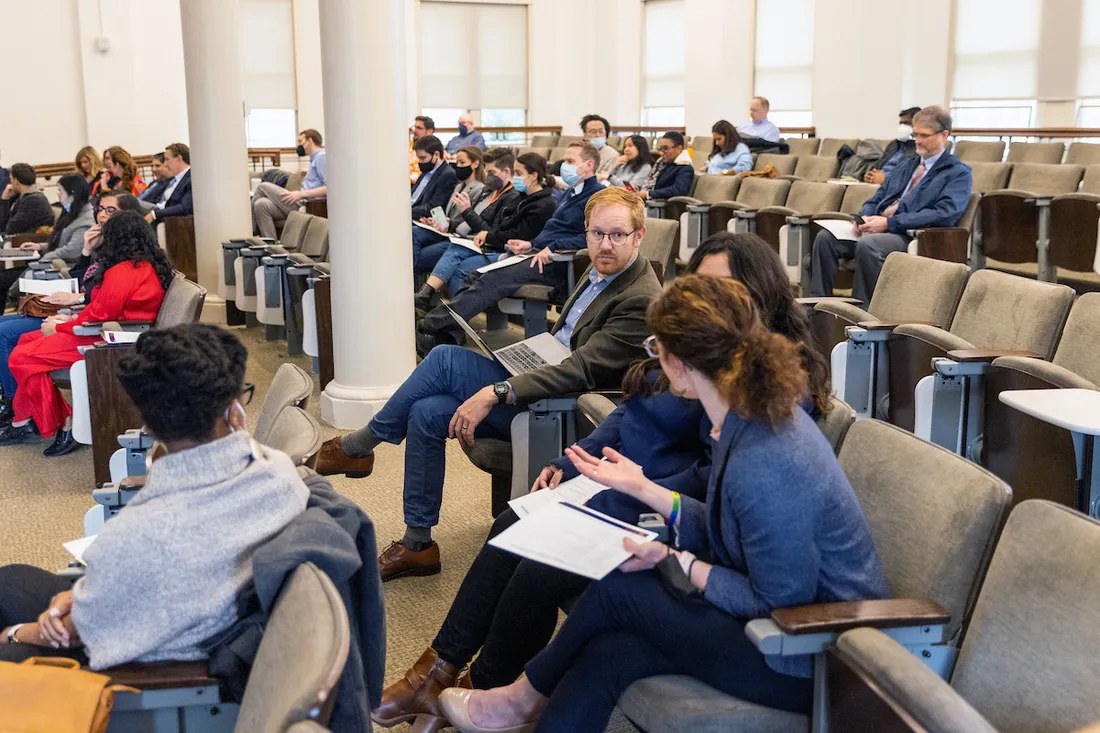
9, 261, 166, 436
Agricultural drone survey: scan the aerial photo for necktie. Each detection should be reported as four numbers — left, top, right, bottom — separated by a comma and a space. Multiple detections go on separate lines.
883, 161, 926, 217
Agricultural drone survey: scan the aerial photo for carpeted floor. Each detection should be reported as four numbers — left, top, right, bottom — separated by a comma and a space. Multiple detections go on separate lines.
0, 320, 637, 732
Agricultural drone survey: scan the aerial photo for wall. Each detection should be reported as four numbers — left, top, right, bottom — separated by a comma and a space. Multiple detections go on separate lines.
684, 0, 754, 135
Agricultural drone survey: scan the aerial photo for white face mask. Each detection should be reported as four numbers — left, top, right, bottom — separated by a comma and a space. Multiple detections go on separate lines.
896, 124, 914, 141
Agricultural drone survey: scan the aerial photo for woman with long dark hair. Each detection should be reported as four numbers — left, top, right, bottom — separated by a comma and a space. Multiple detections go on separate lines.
705, 120, 753, 175
604, 135, 653, 189
0, 211, 171, 455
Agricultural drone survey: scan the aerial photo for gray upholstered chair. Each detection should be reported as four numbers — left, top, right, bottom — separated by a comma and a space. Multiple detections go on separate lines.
828, 500, 1100, 733
264, 405, 324, 466
530, 134, 559, 149
805, 184, 880, 288
557, 135, 583, 148
1005, 141, 1065, 164
253, 363, 314, 444
235, 562, 350, 733
548, 147, 570, 164
577, 392, 618, 428
815, 396, 856, 454
229, 210, 314, 317
953, 141, 1006, 163
749, 181, 844, 291
790, 156, 840, 182
664, 175, 742, 262
258, 216, 330, 354
690, 135, 715, 165
906, 192, 979, 264
1047, 164, 1100, 283
516, 146, 551, 160
618, 419, 1012, 733
754, 153, 798, 176
712, 178, 793, 237
1065, 142, 1100, 166
785, 137, 821, 157
967, 162, 1013, 194
817, 138, 860, 159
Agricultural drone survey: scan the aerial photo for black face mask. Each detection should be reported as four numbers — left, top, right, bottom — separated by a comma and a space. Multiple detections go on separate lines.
418, 159, 437, 174
296, 144, 306, 157
485, 174, 505, 191
455, 164, 474, 181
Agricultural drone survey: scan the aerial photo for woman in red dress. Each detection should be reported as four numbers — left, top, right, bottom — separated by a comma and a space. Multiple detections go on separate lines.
0, 211, 173, 455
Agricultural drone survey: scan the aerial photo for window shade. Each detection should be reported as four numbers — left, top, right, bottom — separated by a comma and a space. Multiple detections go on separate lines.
1080, 0, 1100, 97
420, 2, 527, 109
953, 0, 1041, 100
754, 0, 814, 112
241, 0, 297, 110
643, 0, 685, 108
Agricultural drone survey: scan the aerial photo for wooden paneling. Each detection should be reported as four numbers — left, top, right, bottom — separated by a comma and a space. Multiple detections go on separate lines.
162, 215, 197, 283
86, 346, 143, 487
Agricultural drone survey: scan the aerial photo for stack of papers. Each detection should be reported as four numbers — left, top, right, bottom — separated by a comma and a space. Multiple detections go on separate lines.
816, 219, 860, 241
104, 330, 142, 345
508, 474, 606, 518
63, 535, 97, 565
18, 278, 78, 295
477, 255, 531, 273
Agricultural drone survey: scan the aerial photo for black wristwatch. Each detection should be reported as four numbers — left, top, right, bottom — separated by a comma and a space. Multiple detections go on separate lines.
493, 382, 511, 404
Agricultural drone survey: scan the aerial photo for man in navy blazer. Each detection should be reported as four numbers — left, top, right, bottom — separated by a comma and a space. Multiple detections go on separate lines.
144, 143, 193, 224
809, 106, 972, 303
411, 135, 458, 221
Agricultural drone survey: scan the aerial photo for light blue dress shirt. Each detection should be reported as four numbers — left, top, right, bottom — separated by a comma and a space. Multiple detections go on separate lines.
411, 166, 436, 204
736, 118, 781, 144
900, 151, 943, 198
706, 143, 753, 175
302, 149, 327, 191
554, 254, 637, 348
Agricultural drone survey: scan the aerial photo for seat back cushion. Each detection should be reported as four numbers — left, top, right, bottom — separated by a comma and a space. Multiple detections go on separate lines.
784, 181, 844, 214
839, 183, 880, 214
819, 138, 860, 158
1052, 292, 1100, 382
793, 156, 839, 182
867, 252, 969, 326
1005, 141, 1065, 164
948, 269, 1074, 358
967, 162, 1012, 194
785, 137, 821, 157
754, 154, 797, 176
154, 276, 206, 328
953, 141, 1005, 163
253, 362, 314, 443
814, 396, 856, 454
263, 406, 324, 465
950, 501, 1100, 733
1066, 142, 1100, 167
691, 175, 741, 203
1080, 164, 1100, 194
301, 216, 330, 259
736, 178, 792, 209
838, 420, 1011, 641
1005, 163, 1085, 196
641, 218, 679, 272
281, 211, 313, 249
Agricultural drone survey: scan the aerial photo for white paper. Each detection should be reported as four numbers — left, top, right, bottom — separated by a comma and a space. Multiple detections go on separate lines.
104, 330, 142, 344
18, 278, 79, 295
63, 535, 97, 564
1, 249, 40, 261
509, 474, 607, 518
448, 236, 482, 253
476, 255, 531, 273
816, 218, 860, 241
489, 502, 658, 580
413, 220, 446, 234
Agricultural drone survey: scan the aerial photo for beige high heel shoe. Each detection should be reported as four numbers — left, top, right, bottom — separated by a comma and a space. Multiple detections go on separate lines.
438, 688, 539, 733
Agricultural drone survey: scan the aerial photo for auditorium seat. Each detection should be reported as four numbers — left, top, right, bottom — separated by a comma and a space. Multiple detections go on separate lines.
517, 146, 551, 159
818, 138, 860, 158
606, 135, 624, 151
257, 216, 330, 354
749, 181, 844, 289
224, 210, 313, 320
690, 135, 715, 163
967, 162, 1013, 194
953, 140, 1006, 163
1047, 165, 1100, 286
754, 153, 798, 176
712, 178, 792, 235
254, 362, 314, 441
665, 175, 741, 262
1065, 141, 1100, 166
828, 500, 1100, 733
789, 155, 840, 182
784, 137, 821, 157
557, 135, 583, 147
618, 418, 1011, 733
908, 192, 979, 264
530, 134, 558, 148
1005, 141, 1065, 164
645, 175, 699, 220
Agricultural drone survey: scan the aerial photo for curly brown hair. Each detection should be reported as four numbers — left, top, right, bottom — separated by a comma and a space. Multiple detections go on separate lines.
647, 275, 807, 427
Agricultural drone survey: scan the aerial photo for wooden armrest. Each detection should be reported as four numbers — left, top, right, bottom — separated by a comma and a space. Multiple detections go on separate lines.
798, 297, 863, 306
772, 599, 950, 635
101, 660, 217, 690
858, 320, 938, 331
947, 348, 1042, 363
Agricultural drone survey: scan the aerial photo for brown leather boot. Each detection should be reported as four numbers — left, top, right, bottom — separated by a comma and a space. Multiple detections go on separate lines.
314, 437, 375, 478
371, 647, 461, 729
408, 671, 474, 733
378, 540, 442, 582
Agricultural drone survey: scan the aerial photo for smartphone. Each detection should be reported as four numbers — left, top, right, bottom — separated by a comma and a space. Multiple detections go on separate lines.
853, 215, 865, 227
430, 206, 448, 229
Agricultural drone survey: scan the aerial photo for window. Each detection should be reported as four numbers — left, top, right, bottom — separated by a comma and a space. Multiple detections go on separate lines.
481, 109, 527, 145
420, 3, 527, 112
952, 0, 1041, 103
950, 100, 1036, 129
754, 0, 814, 124
1080, 0, 1100, 98
421, 107, 465, 148
241, 0, 297, 147
642, 0, 685, 119
1077, 100, 1100, 127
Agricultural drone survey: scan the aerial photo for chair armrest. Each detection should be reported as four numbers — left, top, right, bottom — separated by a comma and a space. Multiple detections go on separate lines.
772, 599, 950, 636
947, 348, 1042, 363
991, 356, 1099, 390
735, 209, 758, 219
577, 393, 618, 427
549, 250, 578, 263
667, 196, 702, 206
756, 206, 798, 218
798, 297, 863, 307
287, 252, 315, 266
892, 323, 973, 352
72, 320, 154, 337
812, 212, 855, 222
221, 239, 251, 250
858, 320, 938, 331
709, 201, 749, 212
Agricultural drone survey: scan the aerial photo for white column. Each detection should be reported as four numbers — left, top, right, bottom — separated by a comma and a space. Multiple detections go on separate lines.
318, 0, 416, 429
179, 0, 252, 321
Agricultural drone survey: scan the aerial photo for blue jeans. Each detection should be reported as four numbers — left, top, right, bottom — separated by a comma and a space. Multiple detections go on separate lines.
368, 345, 520, 528
430, 245, 501, 296
412, 227, 450, 273
0, 314, 44, 398
451, 251, 502, 296
525, 571, 813, 732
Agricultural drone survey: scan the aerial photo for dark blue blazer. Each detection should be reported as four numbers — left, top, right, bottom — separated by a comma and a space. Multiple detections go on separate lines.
151, 170, 193, 221
861, 153, 972, 234
650, 162, 694, 200
532, 176, 601, 252
411, 162, 458, 221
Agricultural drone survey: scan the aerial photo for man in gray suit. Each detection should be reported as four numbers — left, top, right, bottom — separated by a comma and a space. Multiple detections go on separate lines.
314, 187, 663, 580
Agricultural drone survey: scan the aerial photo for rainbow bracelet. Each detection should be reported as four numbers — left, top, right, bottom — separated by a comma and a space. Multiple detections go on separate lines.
667, 492, 681, 527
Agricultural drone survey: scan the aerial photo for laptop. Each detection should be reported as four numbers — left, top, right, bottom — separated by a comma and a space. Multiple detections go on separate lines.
444, 304, 572, 376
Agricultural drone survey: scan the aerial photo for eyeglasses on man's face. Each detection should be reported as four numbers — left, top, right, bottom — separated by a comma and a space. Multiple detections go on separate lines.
585, 229, 637, 246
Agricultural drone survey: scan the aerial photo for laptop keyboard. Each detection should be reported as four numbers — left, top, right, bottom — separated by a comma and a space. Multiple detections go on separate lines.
497, 341, 548, 373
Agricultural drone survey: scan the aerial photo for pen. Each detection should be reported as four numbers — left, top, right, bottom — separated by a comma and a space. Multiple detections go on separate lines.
561, 502, 650, 537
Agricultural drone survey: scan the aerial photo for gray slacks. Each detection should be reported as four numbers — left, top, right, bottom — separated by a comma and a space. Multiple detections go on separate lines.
808, 230, 908, 304
251, 181, 298, 239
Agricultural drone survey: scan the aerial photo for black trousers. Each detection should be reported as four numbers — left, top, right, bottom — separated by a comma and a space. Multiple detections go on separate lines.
0, 564, 87, 663
420, 258, 567, 336
430, 491, 656, 689
0, 266, 27, 307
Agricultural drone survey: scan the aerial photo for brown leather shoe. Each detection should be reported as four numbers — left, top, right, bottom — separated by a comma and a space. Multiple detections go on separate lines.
378, 540, 441, 582
372, 647, 461, 729
314, 437, 374, 478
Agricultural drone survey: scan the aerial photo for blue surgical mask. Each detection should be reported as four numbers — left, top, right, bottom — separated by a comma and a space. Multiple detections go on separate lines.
589, 137, 607, 150
560, 163, 581, 187
62, 201, 72, 213
458, 124, 470, 136
512, 175, 528, 193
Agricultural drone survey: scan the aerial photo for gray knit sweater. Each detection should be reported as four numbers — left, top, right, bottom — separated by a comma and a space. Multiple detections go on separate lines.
71, 431, 309, 669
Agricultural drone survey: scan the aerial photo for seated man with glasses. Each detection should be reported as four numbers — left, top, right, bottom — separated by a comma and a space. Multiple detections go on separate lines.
314, 187, 663, 581
637, 131, 695, 203
807, 105, 972, 303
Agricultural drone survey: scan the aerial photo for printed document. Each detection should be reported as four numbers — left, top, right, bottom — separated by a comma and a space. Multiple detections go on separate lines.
448, 236, 483, 253
19, 278, 79, 295
508, 474, 607, 518
477, 255, 531, 274
63, 535, 97, 564
816, 219, 860, 241
489, 502, 658, 579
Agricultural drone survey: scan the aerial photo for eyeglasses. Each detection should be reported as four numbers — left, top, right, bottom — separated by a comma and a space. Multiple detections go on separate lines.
241, 383, 255, 406
585, 229, 637, 246
95, 205, 119, 215
912, 130, 945, 140
657, 146, 675, 153
643, 335, 658, 358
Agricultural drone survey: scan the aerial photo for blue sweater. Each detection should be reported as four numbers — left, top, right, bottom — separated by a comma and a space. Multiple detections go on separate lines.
532, 177, 602, 252
676, 409, 890, 678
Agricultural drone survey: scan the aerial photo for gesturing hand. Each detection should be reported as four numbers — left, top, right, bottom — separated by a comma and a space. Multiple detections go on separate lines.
619, 538, 670, 573
564, 445, 648, 497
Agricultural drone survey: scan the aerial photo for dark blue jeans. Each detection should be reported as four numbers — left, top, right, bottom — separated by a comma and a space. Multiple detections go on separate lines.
525, 571, 813, 732
368, 345, 519, 528
412, 227, 450, 273
0, 314, 44, 398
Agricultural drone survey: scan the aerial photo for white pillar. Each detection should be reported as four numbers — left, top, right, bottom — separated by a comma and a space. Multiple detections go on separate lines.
318, 0, 416, 429
179, 0, 252, 322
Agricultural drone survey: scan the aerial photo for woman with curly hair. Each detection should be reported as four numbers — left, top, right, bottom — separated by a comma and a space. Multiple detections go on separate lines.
0, 211, 172, 455
0, 324, 309, 666
91, 146, 147, 197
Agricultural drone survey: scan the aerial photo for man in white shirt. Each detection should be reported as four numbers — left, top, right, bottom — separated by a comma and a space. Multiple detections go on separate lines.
144, 143, 193, 223
736, 96, 781, 144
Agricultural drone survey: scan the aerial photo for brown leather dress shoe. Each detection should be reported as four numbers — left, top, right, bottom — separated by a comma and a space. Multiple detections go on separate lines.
314, 437, 375, 478
372, 647, 469, 732
378, 540, 441, 582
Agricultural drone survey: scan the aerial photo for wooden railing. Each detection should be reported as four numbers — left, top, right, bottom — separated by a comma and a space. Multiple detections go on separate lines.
953, 127, 1100, 141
